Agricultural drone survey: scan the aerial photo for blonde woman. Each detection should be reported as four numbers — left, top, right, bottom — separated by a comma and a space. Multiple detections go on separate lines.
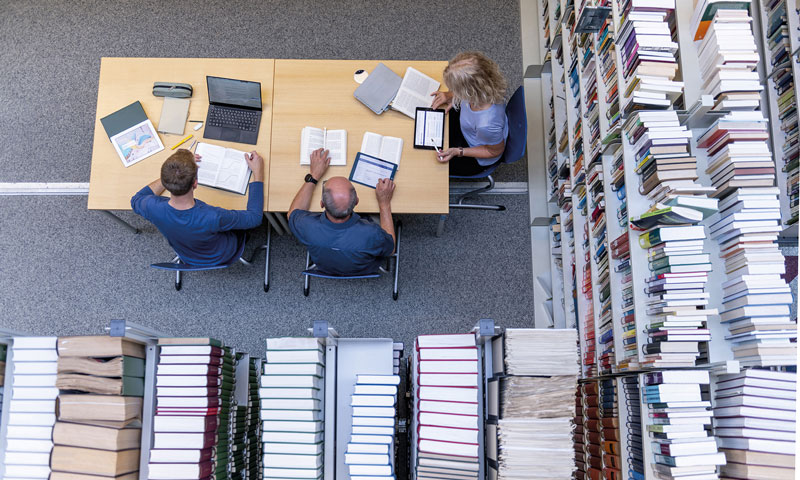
431, 51, 508, 175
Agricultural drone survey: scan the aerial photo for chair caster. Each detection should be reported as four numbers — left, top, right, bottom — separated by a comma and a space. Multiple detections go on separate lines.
303, 287, 309, 297
175, 281, 182, 291
264, 283, 270, 293
393, 292, 398, 301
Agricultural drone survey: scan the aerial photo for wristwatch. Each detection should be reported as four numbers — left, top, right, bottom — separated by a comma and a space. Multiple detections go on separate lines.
458, 147, 464, 157
304, 174, 318, 185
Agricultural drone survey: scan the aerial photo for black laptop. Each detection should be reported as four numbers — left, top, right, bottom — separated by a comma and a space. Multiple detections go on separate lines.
203, 76, 262, 145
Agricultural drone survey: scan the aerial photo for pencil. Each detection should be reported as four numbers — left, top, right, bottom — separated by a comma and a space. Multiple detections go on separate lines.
171, 134, 193, 150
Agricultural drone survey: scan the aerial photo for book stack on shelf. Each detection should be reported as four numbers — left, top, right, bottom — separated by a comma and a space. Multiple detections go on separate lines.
228, 352, 256, 480
493, 329, 578, 479
53, 336, 145, 480
411, 334, 479, 479
148, 338, 234, 480
694, 8, 797, 366
643, 370, 725, 478
580, 380, 602, 479
344, 374, 399, 479
551, 215, 562, 256
599, 0, 621, 136
260, 337, 324, 480
573, 386, 587, 479
0, 342, 5, 431
244, 356, 262, 479
618, 4, 681, 115
2, 337, 58, 480
621, 375, 644, 480
600, 378, 620, 479
764, 0, 799, 226
713, 369, 796, 479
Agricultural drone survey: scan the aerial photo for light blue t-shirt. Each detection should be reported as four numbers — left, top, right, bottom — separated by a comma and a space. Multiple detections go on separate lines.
459, 101, 508, 165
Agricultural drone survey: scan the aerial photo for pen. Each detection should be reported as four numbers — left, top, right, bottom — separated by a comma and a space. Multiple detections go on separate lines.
188, 120, 204, 122
188, 139, 197, 150
171, 134, 193, 150
432, 138, 442, 155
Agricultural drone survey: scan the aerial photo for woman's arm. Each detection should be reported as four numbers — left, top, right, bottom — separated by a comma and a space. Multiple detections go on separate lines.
436, 140, 506, 163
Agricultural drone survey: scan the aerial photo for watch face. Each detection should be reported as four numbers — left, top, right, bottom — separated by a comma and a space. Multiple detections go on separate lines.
305, 174, 316, 184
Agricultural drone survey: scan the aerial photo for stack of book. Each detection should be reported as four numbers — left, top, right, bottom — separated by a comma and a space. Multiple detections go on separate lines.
588, 150, 614, 375
764, 0, 799, 225
643, 370, 726, 478
228, 352, 250, 480
581, 381, 602, 479
714, 188, 796, 364
344, 374, 399, 478
574, 387, 587, 479
622, 376, 644, 480
260, 337, 324, 480
493, 329, 578, 479
53, 336, 145, 479
0, 342, 5, 427
581, 219, 597, 377
148, 338, 234, 480
244, 356, 262, 478
600, 378, 620, 479
3, 337, 58, 480
599, 1, 621, 133
611, 230, 638, 371
638, 224, 716, 367
617, 1, 682, 114
713, 369, 796, 479
411, 334, 479, 479
695, 9, 797, 366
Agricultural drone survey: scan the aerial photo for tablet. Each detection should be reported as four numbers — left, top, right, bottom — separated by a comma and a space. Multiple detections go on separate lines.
349, 152, 397, 189
414, 107, 446, 150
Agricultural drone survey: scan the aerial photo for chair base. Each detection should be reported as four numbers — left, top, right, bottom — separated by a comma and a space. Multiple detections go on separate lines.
449, 175, 506, 211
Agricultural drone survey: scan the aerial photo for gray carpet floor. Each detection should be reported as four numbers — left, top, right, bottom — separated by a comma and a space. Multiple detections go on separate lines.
0, 0, 526, 183
0, 194, 534, 356
0, 1, 534, 356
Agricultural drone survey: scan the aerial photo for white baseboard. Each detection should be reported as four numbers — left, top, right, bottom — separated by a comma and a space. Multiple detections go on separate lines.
0, 183, 90, 195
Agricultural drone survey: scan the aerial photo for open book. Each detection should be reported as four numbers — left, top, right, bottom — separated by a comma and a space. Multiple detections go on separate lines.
391, 67, 441, 118
195, 143, 252, 195
300, 127, 347, 166
361, 132, 403, 165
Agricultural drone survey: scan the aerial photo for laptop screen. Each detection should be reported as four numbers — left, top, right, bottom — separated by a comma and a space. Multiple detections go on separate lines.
207, 76, 262, 109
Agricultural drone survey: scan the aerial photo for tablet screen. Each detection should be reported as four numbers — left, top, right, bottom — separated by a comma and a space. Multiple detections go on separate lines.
414, 108, 445, 150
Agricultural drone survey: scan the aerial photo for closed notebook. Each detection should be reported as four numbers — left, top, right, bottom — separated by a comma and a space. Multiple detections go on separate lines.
52, 422, 141, 451
58, 395, 142, 422
157, 96, 190, 135
58, 336, 145, 359
50, 446, 140, 476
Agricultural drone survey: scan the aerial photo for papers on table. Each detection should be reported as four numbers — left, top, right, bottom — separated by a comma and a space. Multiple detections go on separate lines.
349, 153, 397, 189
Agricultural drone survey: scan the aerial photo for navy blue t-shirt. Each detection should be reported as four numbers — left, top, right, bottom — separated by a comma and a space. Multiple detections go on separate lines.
131, 182, 263, 266
288, 210, 394, 276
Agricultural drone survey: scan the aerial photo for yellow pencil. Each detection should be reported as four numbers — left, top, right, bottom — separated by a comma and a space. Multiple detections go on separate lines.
171, 134, 193, 150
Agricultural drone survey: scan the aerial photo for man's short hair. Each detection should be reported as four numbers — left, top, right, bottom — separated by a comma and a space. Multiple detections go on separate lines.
161, 149, 197, 196
322, 181, 358, 219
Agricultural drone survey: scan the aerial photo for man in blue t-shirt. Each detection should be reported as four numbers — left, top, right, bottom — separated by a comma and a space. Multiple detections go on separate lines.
288, 148, 396, 276
131, 148, 264, 266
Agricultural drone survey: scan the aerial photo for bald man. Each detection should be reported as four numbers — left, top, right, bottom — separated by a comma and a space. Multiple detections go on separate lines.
287, 148, 396, 276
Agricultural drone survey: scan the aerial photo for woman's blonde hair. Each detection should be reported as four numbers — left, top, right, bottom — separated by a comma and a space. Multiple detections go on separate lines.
443, 51, 507, 108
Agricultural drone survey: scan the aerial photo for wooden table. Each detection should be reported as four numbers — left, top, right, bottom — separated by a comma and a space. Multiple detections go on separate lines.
269, 59, 449, 214
88, 57, 274, 211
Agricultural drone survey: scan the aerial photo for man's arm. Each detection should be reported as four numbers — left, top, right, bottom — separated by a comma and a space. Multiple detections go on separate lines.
217, 151, 265, 231
375, 178, 396, 249
146, 178, 166, 196
288, 148, 330, 219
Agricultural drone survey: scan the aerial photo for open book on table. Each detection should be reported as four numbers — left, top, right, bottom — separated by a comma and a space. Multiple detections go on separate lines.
300, 127, 347, 166
391, 67, 441, 118
360, 132, 403, 165
195, 142, 252, 195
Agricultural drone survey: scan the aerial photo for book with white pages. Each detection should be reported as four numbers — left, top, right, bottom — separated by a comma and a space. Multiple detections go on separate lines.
300, 127, 347, 166
361, 131, 403, 165
391, 67, 440, 118
195, 142, 252, 195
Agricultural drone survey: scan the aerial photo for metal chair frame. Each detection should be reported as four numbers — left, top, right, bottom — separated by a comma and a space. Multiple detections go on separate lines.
302, 221, 401, 300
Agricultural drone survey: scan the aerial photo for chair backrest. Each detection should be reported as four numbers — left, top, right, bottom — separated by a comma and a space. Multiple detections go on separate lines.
151, 233, 247, 272
500, 86, 527, 164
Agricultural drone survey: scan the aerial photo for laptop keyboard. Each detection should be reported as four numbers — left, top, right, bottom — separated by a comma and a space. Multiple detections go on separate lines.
207, 106, 259, 131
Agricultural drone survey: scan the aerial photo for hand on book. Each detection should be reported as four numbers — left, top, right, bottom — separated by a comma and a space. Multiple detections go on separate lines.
430, 90, 454, 112
309, 148, 331, 181
244, 151, 264, 182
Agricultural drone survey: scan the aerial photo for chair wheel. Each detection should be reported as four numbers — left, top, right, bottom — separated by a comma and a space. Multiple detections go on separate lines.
175, 282, 182, 291
498, 205, 507, 211
264, 283, 269, 293
393, 292, 398, 301
303, 287, 309, 297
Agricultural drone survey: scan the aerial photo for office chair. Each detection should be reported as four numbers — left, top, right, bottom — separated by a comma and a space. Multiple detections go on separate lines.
151, 222, 271, 292
449, 86, 528, 211
302, 222, 402, 300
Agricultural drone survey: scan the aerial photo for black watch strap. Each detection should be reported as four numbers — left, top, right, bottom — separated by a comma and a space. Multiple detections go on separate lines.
305, 173, 318, 185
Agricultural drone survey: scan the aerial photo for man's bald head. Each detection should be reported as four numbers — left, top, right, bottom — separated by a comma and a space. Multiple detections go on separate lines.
321, 176, 358, 219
